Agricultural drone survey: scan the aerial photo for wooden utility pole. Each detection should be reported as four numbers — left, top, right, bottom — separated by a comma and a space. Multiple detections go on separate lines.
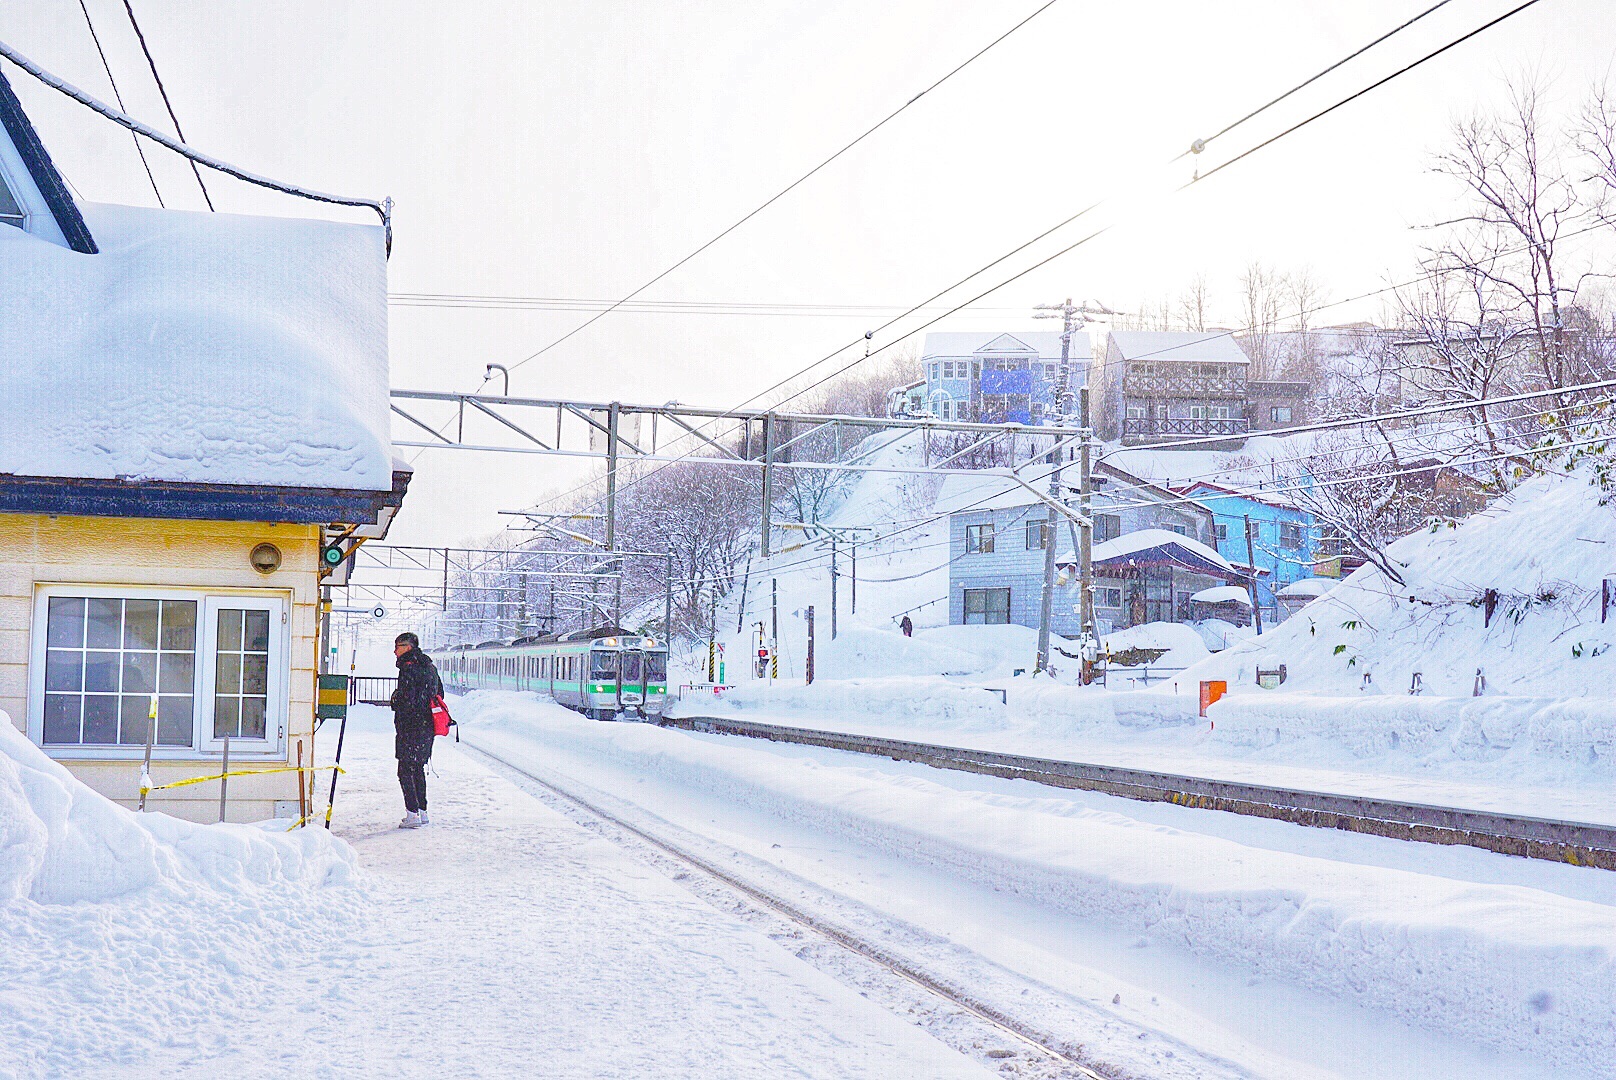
805, 605, 816, 685
830, 536, 839, 640
605, 402, 620, 550
1079, 386, 1096, 684
1244, 513, 1264, 635
760, 413, 775, 557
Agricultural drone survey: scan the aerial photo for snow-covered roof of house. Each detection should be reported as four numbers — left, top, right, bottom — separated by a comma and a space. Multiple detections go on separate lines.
1057, 529, 1236, 580
1107, 330, 1250, 365
0, 201, 394, 492
935, 460, 1210, 518
1191, 585, 1252, 605
921, 331, 1092, 363
1277, 578, 1335, 599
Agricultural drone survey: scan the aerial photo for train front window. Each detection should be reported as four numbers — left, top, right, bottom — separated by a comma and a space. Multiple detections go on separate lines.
589, 651, 618, 681
645, 653, 666, 682
621, 652, 643, 683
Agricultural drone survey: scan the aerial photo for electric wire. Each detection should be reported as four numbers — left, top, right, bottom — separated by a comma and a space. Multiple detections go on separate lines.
503, 0, 1068, 375
505, 0, 1553, 527
75, 0, 163, 207
119, 0, 212, 209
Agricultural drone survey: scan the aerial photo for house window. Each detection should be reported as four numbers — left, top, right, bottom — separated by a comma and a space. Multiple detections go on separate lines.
1189, 404, 1208, 419
0, 169, 25, 230
930, 363, 940, 381
1026, 520, 1050, 550
1125, 404, 1147, 419
1216, 522, 1228, 544
1210, 404, 1233, 420
965, 523, 995, 553
34, 588, 287, 756
1271, 406, 1292, 423
1097, 587, 1123, 609
1280, 522, 1304, 551
1168, 524, 1189, 536
962, 588, 1011, 625
1094, 513, 1121, 544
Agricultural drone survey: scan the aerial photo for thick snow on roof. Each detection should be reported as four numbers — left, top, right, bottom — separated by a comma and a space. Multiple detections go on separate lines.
0, 202, 392, 490
920, 331, 1092, 362
1087, 528, 1233, 570
1277, 577, 1335, 598
1107, 330, 1249, 364
933, 462, 1060, 515
1191, 585, 1252, 604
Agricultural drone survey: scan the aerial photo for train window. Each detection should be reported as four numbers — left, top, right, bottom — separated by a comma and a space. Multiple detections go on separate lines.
645, 653, 666, 682
590, 651, 618, 680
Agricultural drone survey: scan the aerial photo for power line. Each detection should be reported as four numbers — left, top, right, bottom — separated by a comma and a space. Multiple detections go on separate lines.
75, 0, 163, 207
120, 0, 213, 210
502, 0, 1067, 375
493, 0, 1554, 527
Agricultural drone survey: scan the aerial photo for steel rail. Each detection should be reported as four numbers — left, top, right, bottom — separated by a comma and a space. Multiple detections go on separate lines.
663, 716, 1616, 870
458, 738, 1114, 1079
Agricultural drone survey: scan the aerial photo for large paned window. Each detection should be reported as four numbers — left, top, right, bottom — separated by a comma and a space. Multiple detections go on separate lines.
965, 523, 995, 554
1025, 520, 1050, 550
1094, 514, 1122, 544
33, 588, 287, 757
962, 588, 1011, 625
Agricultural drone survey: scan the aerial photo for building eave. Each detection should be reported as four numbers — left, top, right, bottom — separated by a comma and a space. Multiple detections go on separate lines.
0, 66, 97, 254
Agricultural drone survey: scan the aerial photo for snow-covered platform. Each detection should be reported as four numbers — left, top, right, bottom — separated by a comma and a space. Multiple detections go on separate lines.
1, 705, 993, 1079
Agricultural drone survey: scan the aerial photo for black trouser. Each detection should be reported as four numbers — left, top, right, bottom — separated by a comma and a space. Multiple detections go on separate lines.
398, 760, 428, 813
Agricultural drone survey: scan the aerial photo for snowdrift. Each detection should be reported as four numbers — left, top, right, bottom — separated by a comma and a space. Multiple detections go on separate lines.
0, 712, 359, 1074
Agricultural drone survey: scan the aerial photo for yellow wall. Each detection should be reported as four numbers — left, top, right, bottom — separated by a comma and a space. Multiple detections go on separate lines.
0, 513, 322, 823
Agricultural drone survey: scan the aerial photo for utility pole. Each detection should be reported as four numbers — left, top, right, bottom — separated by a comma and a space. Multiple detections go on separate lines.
707, 585, 718, 682
604, 402, 620, 551
850, 544, 857, 615
830, 535, 839, 640
1244, 514, 1264, 635
771, 578, 779, 680
760, 413, 775, 557
1078, 386, 1097, 684
805, 604, 815, 685
1034, 299, 1082, 675
663, 552, 673, 647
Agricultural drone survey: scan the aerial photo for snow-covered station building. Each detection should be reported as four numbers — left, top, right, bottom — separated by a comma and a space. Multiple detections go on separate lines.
0, 69, 408, 822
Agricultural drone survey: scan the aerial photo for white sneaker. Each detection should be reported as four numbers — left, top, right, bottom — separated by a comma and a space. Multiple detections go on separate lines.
399, 811, 422, 829
418, 810, 430, 826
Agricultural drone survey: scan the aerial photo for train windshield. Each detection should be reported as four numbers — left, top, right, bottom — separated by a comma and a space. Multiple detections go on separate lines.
621, 651, 643, 683
645, 652, 667, 682
589, 650, 618, 680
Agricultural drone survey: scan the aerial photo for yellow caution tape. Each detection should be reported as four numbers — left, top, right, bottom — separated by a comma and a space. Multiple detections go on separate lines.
142, 763, 346, 794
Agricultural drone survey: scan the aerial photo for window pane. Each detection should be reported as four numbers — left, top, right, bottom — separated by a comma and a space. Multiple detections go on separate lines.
217, 609, 242, 652
157, 696, 192, 746
213, 697, 240, 739
160, 601, 196, 651
85, 651, 120, 693
216, 653, 241, 695
240, 697, 266, 739
83, 696, 119, 743
43, 694, 82, 743
118, 695, 154, 745
241, 654, 268, 695
46, 597, 86, 648
122, 652, 158, 694
159, 652, 195, 693
86, 598, 122, 649
45, 649, 83, 692
244, 610, 270, 652
124, 600, 160, 650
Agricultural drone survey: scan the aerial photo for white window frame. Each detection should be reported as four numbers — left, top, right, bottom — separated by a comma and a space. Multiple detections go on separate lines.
29, 584, 290, 761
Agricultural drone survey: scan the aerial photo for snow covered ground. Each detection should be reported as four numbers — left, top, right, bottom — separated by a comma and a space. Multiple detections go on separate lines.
457, 690, 1616, 1080
1, 706, 999, 1079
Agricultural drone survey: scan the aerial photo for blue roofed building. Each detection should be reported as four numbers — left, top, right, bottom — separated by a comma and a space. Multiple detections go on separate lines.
916, 332, 1092, 424
1174, 482, 1317, 624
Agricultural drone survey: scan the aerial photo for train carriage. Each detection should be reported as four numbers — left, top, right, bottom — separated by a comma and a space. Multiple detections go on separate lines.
439, 628, 668, 720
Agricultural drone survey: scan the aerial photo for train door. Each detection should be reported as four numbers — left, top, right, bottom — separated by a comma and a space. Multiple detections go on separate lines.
620, 650, 644, 711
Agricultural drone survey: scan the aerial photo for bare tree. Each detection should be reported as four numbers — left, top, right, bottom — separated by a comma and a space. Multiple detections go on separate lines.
1238, 262, 1285, 379
1177, 274, 1212, 332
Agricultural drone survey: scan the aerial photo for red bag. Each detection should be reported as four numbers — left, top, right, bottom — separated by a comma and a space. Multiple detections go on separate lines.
431, 695, 457, 740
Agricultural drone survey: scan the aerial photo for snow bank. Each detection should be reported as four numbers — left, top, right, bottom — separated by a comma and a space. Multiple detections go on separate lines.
0, 203, 392, 489
1103, 621, 1211, 668
0, 711, 361, 1074
462, 692, 1616, 1068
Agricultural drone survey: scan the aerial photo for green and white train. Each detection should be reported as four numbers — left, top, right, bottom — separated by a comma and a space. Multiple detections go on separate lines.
439, 629, 669, 720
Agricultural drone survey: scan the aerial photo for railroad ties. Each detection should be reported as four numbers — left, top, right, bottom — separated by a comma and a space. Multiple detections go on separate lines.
663, 716, 1616, 871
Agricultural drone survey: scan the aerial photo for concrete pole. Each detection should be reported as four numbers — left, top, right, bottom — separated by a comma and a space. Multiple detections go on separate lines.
1245, 513, 1265, 635
664, 553, 673, 646
760, 413, 775, 558
830, 536, 839, 640
805, 605, 815, 685
1035, 306, 1076, 674
1079, 387, 1097, 684
605, 402, 620, 551
770, 578, 778, 680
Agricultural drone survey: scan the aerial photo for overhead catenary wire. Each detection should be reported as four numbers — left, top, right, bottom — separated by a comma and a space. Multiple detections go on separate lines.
507, 0, 1550, 527
120, 0, 212, 210
502, 0, 1068, 376
75, 0, 163, 207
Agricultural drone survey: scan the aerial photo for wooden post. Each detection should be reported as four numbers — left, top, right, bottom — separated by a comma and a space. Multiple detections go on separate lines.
137, 693, 157, 812
1245, 514, 1264, 635
217, 735, 230, 824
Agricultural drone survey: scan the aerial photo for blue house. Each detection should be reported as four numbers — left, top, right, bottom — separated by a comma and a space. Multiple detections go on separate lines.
917, 332, 1092, 424
1176, 482, 1316, 623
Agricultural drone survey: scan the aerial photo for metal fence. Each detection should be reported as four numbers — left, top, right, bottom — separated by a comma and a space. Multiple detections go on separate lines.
352, 676, 397, 705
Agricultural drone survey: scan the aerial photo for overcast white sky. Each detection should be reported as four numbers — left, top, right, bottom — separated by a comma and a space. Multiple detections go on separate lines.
6, 0, 1614, 545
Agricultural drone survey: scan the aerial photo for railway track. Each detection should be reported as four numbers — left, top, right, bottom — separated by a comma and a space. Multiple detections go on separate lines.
460, 738, 1121, 1080
663, 715, 1616, 871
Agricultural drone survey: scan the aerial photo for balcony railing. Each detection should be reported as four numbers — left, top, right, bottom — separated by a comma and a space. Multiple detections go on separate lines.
1123, 373, 1246, 397
1122, 417, 1249, 441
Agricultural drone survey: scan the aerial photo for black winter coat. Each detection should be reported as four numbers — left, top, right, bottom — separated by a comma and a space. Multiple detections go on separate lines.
391, 647, 443, 764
